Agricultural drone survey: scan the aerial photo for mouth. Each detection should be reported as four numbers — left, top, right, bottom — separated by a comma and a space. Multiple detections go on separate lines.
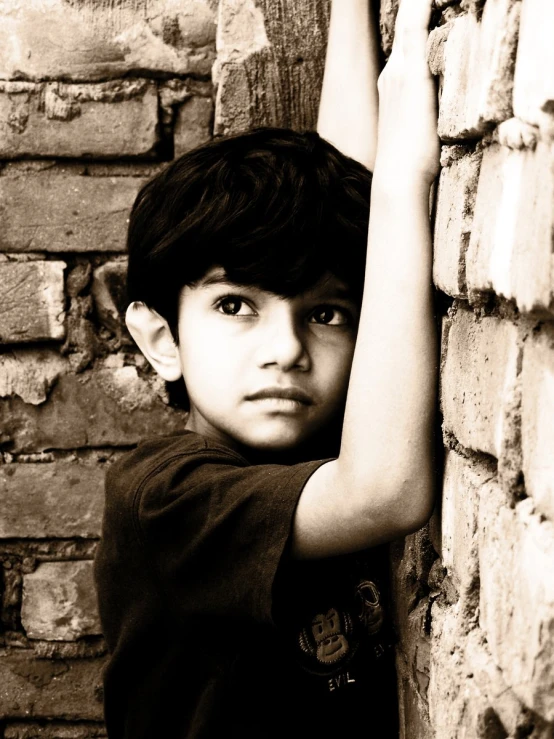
245, 387, 313, 406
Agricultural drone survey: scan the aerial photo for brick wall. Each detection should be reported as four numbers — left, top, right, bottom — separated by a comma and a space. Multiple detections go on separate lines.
0, 0, 328, 735
391, 0, 554, 737
1, 1, 552, 737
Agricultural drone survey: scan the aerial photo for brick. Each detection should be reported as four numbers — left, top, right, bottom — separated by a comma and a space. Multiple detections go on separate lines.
433, 148, 482, 298
0, 81, 158, 159
441, 307, 520, 457
513, 0, 554, 137
91, 262, 128, 335
379, 0, 399, 57
0, 174, 147, 253
521, 324, 554, 521
216, 55, 325, 135
441, 452, 494, 594
66, 263, 92, 298
404, 600, 431, 698
0, 349, 67, 405
397, 675, 432, 739
21, 561, 101, 641
434, 0, 520, 140
479, 482, 554, 719
0, 367, 187, 453
428, 603, 492, 738
465, 630, 527, 736
0, 262, 66, 344
466, 141, 554, 316
5, 722, 107, 739
0, 652, 105, 720
174, 96, 213, 157
0, 0, 216, 81
214, 0, 328, 135
216, 0, 328, 65
0, 459, 105, 538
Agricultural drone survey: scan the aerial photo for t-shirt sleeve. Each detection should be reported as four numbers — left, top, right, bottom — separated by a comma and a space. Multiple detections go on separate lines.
133, 448, 327, 626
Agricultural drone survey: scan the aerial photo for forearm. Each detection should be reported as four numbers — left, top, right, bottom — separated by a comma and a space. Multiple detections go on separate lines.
317, 0, 380, 170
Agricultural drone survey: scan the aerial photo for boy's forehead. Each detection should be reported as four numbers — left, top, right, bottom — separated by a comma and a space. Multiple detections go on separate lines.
194, 267, 231, 288
192, 266, 354, 299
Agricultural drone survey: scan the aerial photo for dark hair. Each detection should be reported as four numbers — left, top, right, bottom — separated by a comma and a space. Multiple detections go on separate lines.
126, 128, 372, 339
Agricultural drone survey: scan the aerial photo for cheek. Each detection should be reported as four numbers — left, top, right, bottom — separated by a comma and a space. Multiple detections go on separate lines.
316, 338, 355, 390
179, 323, 242, 392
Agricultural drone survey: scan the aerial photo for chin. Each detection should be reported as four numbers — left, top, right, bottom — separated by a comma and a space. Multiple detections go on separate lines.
239, 424, 311, 452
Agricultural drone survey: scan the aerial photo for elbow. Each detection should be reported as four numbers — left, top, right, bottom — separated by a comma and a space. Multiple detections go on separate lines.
389, 476, 436, 539
363, 473, 435, 543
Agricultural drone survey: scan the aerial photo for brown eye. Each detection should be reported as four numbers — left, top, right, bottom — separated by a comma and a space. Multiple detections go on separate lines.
310, 307, 348, 326
215, 296, 255, 316
220, 298, 242, 315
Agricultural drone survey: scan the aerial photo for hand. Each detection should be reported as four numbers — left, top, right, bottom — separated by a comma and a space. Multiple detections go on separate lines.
374, 0, 440, 186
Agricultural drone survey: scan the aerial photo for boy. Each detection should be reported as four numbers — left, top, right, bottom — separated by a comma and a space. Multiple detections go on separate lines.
94, 0, 440, 736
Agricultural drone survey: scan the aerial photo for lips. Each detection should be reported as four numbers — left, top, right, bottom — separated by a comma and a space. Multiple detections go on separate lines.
245, 387, 313, 405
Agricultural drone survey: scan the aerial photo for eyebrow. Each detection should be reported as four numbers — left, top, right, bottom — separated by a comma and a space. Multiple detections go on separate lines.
316, 285, 355, 301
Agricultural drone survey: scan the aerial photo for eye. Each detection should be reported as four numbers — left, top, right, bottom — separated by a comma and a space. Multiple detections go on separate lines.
215, 295, 256, 317
309, 306, 350, 326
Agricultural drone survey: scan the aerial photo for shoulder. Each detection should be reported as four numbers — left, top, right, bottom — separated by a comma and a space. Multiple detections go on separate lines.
104, 430, 248, 508
104, 430, 326, 549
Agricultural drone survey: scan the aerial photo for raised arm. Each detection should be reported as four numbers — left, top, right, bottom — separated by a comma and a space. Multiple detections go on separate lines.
294, 0, 440, 558
317, 0, 380, 170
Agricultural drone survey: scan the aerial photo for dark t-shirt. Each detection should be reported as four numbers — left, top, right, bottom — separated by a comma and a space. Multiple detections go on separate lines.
94, 431, 398, 738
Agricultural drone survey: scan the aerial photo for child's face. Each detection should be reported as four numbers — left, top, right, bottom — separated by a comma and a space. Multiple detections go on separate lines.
177, 267, 359, 453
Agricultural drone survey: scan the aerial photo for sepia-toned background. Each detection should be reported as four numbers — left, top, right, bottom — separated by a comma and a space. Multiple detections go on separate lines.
0, 0, 553, 736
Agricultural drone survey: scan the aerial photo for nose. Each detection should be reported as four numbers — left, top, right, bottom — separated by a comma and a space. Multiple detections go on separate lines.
255, 305, 310, 372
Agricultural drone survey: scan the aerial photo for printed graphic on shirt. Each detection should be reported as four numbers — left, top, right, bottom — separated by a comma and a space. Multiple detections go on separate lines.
294, 578, 388, 690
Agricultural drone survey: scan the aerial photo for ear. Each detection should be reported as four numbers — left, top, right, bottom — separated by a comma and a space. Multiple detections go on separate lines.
125, 302, 183, 382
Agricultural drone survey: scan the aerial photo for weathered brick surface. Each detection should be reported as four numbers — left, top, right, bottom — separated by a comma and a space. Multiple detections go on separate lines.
466, 140, 554, 316
513, 0, 554, 136
214, 0, 329, 135
479, 481, 554, 720
390, 530, 437, 655
0, 652, 105, 720
0, 349, 67, 405
174, 96, 214, 157
5, 722, 107, 739
441, 307, 520, 458
464, 630, 527, 736
0, 459, 105, 539
0, 262, 66, 344
432, 147, 482, 298
0, 81, 158, 159
21, 561, 101, 641
428, 604, 491, 739
429, 606, 526, 737
379, 0, 399, 57
387, 2, 554, 736
441, 451, 494, 594
0, 0, 216, 82
0, 174, 147, 253
432, 0, 520, 140
521, 324, 554, 522
91, 262, 128, 335
0, 367, 187, 453
397, 675, 432, 739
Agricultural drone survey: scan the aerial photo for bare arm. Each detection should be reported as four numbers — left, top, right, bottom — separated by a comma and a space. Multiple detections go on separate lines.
294, 0, 440, 558
317, 0, 380, 170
